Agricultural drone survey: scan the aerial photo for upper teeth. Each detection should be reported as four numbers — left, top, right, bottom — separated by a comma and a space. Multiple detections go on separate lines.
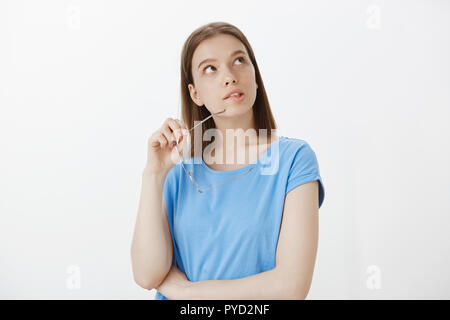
230, 93, 241, 97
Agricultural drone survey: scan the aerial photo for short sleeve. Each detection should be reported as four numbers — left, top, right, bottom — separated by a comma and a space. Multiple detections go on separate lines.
285, 141, 325, 208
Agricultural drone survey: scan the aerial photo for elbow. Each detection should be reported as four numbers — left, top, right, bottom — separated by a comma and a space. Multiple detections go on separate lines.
133, 274, 164, 291
131, 260, 168, 291
133, 277, 153, 290
130, 250, 171, 291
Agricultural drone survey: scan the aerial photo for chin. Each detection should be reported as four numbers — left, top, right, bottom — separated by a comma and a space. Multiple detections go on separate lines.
220, 104, 253, 116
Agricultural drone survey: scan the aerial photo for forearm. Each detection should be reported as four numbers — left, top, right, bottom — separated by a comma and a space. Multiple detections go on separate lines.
180, 267, 297, 300
131, 169, 173, 289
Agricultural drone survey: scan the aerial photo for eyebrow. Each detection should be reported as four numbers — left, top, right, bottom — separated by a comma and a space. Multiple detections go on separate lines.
197, 49, 247, 70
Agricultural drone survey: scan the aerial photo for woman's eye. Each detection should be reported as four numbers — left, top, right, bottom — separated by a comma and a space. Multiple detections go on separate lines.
235, 56, 245, 64
203, 57, 245, 74
204, 65, 216, 73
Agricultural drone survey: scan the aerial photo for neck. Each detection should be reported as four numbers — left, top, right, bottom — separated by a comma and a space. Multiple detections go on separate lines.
213, 108, 258, 151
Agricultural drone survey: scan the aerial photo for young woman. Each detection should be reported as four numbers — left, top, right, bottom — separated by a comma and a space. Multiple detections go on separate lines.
131, 22, 325, 300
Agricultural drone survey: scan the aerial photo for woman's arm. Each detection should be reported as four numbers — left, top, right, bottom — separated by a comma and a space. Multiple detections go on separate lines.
130, 169, 173, 290
159, 180, 319, 300
183, 266, 291, 300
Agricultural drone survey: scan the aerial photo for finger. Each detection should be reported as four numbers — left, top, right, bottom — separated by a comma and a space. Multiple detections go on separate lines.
167, 118, 183, 143
174, 119, 188, 131
174, 119, 189, 142
170, 141, 185, 164
154, 130, 169, 149
160, 121, 177, 147
174, 136, 188, 160
149, 131, 164, 149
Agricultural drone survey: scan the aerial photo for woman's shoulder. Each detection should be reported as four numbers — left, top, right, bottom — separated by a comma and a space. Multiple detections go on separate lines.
278, 135, 312, 152
257, 135, 313, 174
277, 136, 321, 170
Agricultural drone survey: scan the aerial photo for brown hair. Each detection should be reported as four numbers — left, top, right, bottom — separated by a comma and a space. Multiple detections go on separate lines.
180, 21, 277, 159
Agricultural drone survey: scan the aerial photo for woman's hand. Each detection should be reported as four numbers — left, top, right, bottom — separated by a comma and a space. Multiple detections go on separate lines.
156, 265, 191, 300
145, 118, 189, 175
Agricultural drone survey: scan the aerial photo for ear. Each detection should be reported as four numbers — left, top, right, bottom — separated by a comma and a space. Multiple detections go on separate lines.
188, 83, 204, 107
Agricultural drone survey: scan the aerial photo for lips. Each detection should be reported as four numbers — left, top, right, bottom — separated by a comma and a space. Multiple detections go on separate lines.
223, 89, 244, 100
225, 93, 245, 102
225, 93, 244, 100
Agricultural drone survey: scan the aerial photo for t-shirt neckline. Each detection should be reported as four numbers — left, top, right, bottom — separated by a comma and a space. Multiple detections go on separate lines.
199, 136, 285, 175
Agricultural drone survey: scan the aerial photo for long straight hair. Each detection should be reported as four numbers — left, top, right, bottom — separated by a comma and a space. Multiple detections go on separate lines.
180, 22, 277, 159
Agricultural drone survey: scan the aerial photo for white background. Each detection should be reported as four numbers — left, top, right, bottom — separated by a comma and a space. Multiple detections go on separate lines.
1, 0, 449, 299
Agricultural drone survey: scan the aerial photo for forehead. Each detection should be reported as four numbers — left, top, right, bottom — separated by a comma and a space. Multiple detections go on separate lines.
192, 34, 248, 67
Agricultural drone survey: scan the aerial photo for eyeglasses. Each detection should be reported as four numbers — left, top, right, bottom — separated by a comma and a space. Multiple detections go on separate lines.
174, 109, 255, 193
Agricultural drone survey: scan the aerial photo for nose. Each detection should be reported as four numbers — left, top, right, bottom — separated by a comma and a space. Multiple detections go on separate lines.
223, 67, 238, 86
225, 77, 237, 86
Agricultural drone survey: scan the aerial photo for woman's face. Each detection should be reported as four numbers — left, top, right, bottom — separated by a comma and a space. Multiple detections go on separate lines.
189, 34, 258, 117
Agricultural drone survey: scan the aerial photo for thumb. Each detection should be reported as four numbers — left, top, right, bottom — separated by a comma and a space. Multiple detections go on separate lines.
170, 142, 185, 164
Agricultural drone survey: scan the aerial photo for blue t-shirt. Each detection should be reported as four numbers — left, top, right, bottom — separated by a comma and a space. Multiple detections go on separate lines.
154, 136, 325, 300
